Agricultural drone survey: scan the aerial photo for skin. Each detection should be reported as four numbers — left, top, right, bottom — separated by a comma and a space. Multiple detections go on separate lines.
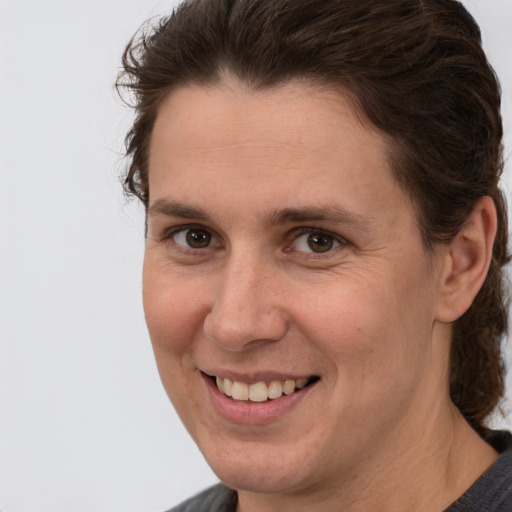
143, 80, 498, 512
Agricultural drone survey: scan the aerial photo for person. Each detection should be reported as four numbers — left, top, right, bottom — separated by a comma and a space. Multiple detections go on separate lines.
116, 0, 512, 510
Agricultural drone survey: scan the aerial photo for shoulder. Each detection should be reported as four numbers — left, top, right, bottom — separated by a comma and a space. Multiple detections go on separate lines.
165, 483, 238, 512
445, 430, 512, 512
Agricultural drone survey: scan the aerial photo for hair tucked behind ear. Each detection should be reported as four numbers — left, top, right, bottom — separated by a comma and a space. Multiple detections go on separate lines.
117, 0, 509, 433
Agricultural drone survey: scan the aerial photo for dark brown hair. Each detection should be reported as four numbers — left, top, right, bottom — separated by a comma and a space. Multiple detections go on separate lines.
117, 0, 509, 433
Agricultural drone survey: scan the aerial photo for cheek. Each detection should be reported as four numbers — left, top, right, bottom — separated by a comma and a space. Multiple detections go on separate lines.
142, 264, 207, 356
297, 276, 434, 390
142, 267, 207, 419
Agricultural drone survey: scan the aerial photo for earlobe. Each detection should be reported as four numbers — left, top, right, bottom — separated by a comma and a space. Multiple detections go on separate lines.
435, 196, 497, 323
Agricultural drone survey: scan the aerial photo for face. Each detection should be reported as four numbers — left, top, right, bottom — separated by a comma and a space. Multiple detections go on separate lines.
143, 81, 450, 496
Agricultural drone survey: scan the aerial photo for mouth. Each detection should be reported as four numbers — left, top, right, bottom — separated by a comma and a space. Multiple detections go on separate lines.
208, 374, 320, 403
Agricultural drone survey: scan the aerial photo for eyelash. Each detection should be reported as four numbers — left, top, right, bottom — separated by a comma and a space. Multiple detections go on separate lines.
159, 225, 349, 256
159, 224, 222, 253
287, 227, 346, 255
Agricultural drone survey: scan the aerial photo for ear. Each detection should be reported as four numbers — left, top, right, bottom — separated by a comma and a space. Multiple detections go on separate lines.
435, 196, 497, 323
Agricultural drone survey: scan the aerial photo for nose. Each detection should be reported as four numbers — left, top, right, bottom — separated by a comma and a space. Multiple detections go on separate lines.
203, 256, 288, 351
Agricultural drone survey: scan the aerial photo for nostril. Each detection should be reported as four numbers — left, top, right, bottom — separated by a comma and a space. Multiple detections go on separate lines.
203, 304, 289, 352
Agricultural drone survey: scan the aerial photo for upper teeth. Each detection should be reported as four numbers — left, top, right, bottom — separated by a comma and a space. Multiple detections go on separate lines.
216, 377, 310, 402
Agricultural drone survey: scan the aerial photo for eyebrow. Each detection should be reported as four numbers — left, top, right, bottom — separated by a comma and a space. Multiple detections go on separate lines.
148, 199, 209, 220
264, 206, 370, 228
147, 199, 371, 229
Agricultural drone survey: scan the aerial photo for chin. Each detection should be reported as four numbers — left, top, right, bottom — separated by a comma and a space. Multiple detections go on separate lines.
200, 439, 318, 495
214, 464, 307, 495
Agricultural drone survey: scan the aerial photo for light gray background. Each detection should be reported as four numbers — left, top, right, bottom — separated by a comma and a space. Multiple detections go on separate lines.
0, 1, 511, 511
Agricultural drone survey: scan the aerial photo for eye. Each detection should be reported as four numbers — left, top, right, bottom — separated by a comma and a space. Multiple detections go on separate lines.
172, 228, 214, 249
290, 230, 341, 253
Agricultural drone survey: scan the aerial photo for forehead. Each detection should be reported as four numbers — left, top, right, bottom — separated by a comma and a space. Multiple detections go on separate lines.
152, 80, 378, 143
147, 79, 430, 260
148, 80, 396, 197
146, 80, 428, 247
148, 79, 430, 256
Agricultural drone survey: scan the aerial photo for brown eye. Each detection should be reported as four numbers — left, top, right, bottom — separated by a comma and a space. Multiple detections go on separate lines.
290, 230, 341, 254
185, 229, 211, 248
307, 233, 334, 253
173, 228, 212, 248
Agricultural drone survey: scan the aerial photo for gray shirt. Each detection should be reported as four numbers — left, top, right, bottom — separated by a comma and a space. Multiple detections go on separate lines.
167, 430, 512, 512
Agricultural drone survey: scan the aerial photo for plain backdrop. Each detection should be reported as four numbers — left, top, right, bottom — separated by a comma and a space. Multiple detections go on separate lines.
0, 1, 511, 511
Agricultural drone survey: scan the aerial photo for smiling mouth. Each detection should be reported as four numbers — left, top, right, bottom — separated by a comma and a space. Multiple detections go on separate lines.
212, 375, 319, 403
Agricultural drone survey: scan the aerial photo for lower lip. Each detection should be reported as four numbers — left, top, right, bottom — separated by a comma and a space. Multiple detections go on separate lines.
203, 374, 317, 425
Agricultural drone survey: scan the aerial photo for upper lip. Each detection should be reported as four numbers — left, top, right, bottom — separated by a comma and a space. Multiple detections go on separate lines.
201, 369, 317, 384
